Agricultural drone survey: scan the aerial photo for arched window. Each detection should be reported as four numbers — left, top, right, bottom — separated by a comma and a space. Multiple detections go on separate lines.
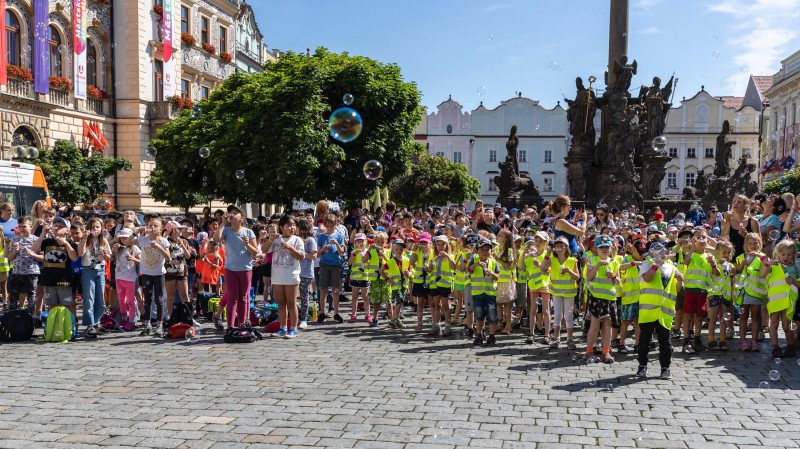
5, 10, 21, 66
49, 25, 62, 76
11, 126, 36, 147
87, 43, 97, 87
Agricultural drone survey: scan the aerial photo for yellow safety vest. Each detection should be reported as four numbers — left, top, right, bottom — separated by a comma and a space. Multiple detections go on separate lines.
765, 264, 796, 316
525, 253, 548, 290
736, 253, 768, 300
412, 249, 433, 285
515, 247, 528, 285
710, 260, 734, 300
384, 255, 409, 292
363, 247, 385, 281
495, 247, 516, 284
683, 253, 712, 291
619, 256, 640, 305
0, 238, 10, 274
350, 251, 366, 281
432, 256, 454, 288
587, 255, 619, 301
639, 262, 678, 329
469, 258, 497, 296
549, 256, 577, 297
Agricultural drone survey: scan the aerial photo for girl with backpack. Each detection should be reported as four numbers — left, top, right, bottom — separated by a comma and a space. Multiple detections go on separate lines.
164, 221, 193, 321
78, 218, 112, 338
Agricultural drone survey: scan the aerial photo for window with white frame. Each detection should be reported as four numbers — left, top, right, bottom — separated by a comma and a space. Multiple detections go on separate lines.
453, 151, 462, 163
685, 172, 696, 186
669, 148, 677, 158
705, 148, 714, 158
489, 150, 497, 162
687, 148, 696, 158
543, 177, 553, 192
544, 150, 552, 163
743, 147, 752, 158
488, 178, 497, 191
667, 172, 677, 189
519, 150, 527, 163
435, 151, 444, 157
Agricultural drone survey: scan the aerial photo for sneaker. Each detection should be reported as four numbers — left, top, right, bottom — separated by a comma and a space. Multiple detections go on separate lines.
740, 340, 749, 351
284, 329, 298, 339
395, 319, 405, 329
692, 338, 706, 352
635, 365, 648, 378
348, 314, 357, 323
334, 313, 344, 323
85, 327, 98, 339
682, 344, 694, 353
671, 329, 682, 340
542, 336, 551, 345
96, 325, 108, 334
485, 334, 496, 346
152, 327, 164, 338
618, 345, 630, 354
370, 318, 378, 328
366, 315, 373, 323
318, 312, 327, 322
719, 341, 729, 351
601, 353, 615, 364
750, 341, 759, 352
270, 329, 288, 338
139, 327, 151, 336
610, 338, 620, 349
473, 335, 484, 346
707, 340, 719, 350
298, 321, 308, 330
566, 338, 577, 350
214, 317, 224, 330
428, 325, 440, 336
526, 335, 534, 344
549, 339, 559, 349
387, 320, 398, 329
726, 328, 734, 340
442, 324, 452, 337
534, 327, 544, 336
757, 331, 766, 342
660, 368, 672, 379
461, 327, 470, 337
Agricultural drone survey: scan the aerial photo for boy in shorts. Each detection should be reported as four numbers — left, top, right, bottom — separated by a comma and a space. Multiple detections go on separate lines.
31, 217, 79, 312
8, 216, 42, 315
380, 239, 411, 328
584, 234, 622, 363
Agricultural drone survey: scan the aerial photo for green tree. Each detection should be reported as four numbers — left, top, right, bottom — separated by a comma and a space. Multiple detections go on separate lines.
389, 152, 482, 208
28, 140, 131, 206
764, 169, 800, 195
148, 47, 422, 209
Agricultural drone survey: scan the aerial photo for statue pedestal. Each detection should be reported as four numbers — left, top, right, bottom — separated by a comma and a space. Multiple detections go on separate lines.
597, 167, 643, 210
641, 154, 671, 200
565, 155, 593, 201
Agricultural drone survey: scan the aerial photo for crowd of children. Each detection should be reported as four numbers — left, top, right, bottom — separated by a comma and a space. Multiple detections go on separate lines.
3, 193, 799, 379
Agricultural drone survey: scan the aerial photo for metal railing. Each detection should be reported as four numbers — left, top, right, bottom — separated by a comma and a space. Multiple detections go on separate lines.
49, 89, 71, 107
87, 98, 104, 115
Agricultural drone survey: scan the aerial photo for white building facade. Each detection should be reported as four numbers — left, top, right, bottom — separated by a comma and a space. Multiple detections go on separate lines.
764, 51, 800, 183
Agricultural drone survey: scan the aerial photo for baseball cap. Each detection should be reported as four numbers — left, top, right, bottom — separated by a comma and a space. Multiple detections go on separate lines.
165, 221, 186, 233
476, 238, 493, 248
52, 216, 71, 229
226, 204, 243, 214
534, 231, 550, 242
391, 239, 406, 247
117, 228, 133, 238
594, 234, 614, 248
524, 236, 536, 244
418, 232, 432, 243
433, 235, 448, 243
494, 203, 502, 209
354, 233, 366, 241
510, 208, 519, 213
554, 236, 569, 246
432, 209, 441, 218
465, 233, 480, 246
376, 226, 386, 232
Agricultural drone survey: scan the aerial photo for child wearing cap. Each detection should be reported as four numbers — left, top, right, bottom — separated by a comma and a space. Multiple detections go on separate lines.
617, 237, 646, 354
366, 232, 389, 327
430, 234, 456, 336
548, 236, 579, 349
680, 227, 719, 353
708, 241, 734, 351
493, 230, 516, 335
584, 234, 622, 363
348, 233, 371, 323
468, 238, 500, 346
380, 239, 412, 328
31, 217, 80, 316
523, 231, 551, 345
113, 228, 141, 325
409, 232, 434, 332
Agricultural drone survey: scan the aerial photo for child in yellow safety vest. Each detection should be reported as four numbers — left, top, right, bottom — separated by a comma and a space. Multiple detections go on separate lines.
617, 236, 647, 355
513, 234, 528, 329
670, 229, 693, 340
584, 234, 621, 363
451, 235, 469, 327
735, 232, 767, 352
523, 231, 551, 345
430, 235, 456, 337
409, 232, 434, 332
379, 239, 412, 329
467, 238, 500, 346
366, 232, 390, 328
680, 227, 719, 354
493, 230, 516, 335
347, 233, 370, 323
548, 236, 579, 349
707, 240, 734, 351
761, 240, 798, 358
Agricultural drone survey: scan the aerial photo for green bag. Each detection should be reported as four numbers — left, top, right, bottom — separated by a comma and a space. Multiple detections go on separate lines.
41, 306, 77, 343
208, 296, 225, 318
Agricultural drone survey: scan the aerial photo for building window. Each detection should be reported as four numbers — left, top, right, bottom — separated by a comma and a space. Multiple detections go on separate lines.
5, 11, 21, 67
219, 26, 227, 53
488, 178, 497, 191
86, 43, 97, 87
685, 172, 696, 186
181, 6, 190, 34
201, 86, 210, 100
543, 177, 553, 192
48, 25, 62, 77
435, 151, 444, 157
544, 150, 552, 163
153, 59, 163, 101
687, 147, 696, 158
201, 17, 209, 45
668, 147, 677, 158
489, 150, 497, 162
453, 151, 462, 164
705, 148, 714, 158
667, 172, 677, 189
519, 150, 527, 163
180, 79, 190, 100
743, 147, 752, 158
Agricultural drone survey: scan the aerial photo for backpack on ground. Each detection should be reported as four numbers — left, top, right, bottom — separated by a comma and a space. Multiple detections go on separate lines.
224, 325, 262, 343
168, 323, 195, 339
196, 291, 216, 319
207, 296, 224, 320
41, 306, 77, 343
0, 309, 35, 342
166, 302, 193, 329
100, 306, 122, 331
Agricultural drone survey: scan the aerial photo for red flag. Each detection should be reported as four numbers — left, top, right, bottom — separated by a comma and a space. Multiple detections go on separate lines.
0, 0, 6, 86
96, 123, 109, 149
81, 120, 91, 149
86, 121, 103, 151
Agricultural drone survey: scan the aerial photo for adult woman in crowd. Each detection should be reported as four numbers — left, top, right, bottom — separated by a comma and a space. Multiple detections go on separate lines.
721, 194, 760, 258
550, 195, 586, 255
213, 205, 258, 328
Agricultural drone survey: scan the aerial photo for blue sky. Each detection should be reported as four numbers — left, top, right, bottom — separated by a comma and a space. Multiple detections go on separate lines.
250, 0, 800, 112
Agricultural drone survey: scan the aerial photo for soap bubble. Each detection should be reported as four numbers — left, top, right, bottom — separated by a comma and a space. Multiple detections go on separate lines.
651, 136, 667, 151
363, 160, 383, 180
769, 370, 780, 381
185, 327, 195, 342
722, 312, 732, 321
768, 229, 780, 241
548, 61, 561, 72
343, 93, 354, 106
759, 381, 770, 391
775, 358, 782, 365
733, 274, 747, 289
791, 322, 797, 331
328, 107, 363, 143
488, 33, 495, 41
711, 50, 720, 59
739, 65, 750, 73
198, 147, 210, 158
191, 106, 201, 118
147, 145, 157, 157
235, 169, 245, 179
477, 85, 487, 96
721, 78, 736, 92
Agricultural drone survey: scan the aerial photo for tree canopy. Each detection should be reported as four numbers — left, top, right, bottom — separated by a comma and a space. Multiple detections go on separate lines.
389, 151, 482, 208
148, 47, 423, 209
25, 140, 131, 206
764, 169, 800, 195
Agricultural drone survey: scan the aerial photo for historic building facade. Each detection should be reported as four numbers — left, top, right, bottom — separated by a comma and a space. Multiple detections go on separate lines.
764, 51, 800, 183
235, 0, 274, 74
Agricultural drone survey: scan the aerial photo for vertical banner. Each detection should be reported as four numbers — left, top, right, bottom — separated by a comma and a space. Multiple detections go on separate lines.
72, 0, 87, 99
33, 0, 49, 94
162, 0, 175, 98
0, 0, 7, 86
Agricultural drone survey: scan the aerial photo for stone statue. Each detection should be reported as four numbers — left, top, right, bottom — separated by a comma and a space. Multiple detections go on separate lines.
567, 164, 589, 200
695, 169, 707, 198
565, 77, 597, 154
609, 106, 642, 180
714, 120, 736, 178
613, 55, 637, 94
641, 75, 674, 141
505, 125, 520, 178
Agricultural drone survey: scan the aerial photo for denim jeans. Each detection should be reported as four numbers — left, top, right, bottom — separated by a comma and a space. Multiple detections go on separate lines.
473, 293, 498, 325
81, 268, 106, 326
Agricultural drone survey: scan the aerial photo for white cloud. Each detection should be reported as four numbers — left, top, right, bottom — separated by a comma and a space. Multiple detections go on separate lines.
634, 0, 661, 9
482, 4, 511, 13
641, 26, 662, 34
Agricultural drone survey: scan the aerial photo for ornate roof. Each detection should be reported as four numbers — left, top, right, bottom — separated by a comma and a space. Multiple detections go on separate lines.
237, 1, 264, 41
752, 75, 773, 103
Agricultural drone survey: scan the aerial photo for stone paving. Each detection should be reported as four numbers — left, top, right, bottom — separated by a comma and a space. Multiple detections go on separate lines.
0, 303, 799, 449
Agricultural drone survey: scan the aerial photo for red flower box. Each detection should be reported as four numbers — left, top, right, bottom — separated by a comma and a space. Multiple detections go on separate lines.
87, 84, 109, 99
49, 76, 73, 92
220, 51, 232, 63
7, 65, 33, 82
169, 94, 193, 110
201, 42, 216, 55
180, 32, 196, 46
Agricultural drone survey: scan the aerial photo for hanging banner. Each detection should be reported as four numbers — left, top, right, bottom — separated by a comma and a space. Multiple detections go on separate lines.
162, 0, 176, 98
72, 0, 87, 99
33, 0, 49, 94
0, 0, 7, 86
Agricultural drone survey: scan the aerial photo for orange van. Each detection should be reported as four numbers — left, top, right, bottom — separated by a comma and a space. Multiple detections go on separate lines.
0, 160, 51, 216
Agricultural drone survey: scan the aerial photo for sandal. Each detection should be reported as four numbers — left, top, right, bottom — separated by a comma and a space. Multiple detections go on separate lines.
348, 314, 357, 323
415, 324, 423, 331
719, 341, 729, 351
601, 353, 615, 364
499, 327, 512, 335
740, 341, 749, 351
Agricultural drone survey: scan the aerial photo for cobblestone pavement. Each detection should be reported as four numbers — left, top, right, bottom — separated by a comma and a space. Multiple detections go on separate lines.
0, 302, 799, 449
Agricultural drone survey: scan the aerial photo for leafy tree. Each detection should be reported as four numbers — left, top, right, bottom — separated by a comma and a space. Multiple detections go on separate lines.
148, 47, 422, 209
26, 140, 131, 206
389, 152, 482, 208
764, 169, 800, 195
